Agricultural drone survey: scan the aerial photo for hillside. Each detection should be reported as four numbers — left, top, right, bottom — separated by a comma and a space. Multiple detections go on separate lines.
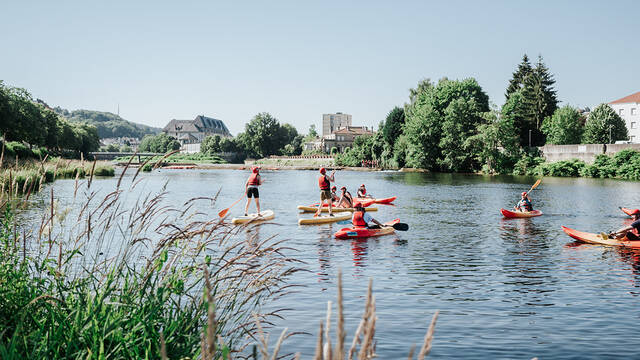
53, 107, 161, 139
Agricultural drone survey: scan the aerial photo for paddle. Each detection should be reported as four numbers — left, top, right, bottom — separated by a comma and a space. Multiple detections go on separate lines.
218, 195, 244, 218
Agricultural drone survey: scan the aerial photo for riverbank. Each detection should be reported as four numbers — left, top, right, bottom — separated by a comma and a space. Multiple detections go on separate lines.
0, 158, 114, 200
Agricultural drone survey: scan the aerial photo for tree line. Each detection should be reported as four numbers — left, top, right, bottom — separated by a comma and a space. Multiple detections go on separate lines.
336, 54, 628, 174
0, 81, 100, 157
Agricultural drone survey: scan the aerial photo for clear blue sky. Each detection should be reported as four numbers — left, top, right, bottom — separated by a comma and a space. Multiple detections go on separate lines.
1, 0, 638, 135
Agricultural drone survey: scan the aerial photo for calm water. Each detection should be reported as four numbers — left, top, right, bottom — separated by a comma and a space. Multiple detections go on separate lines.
20, 169, 640, 359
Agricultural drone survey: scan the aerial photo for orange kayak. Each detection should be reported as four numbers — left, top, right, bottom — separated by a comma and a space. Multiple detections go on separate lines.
334, 219, 400, 239
500, 208, 543, 218
561, 226, 640, 249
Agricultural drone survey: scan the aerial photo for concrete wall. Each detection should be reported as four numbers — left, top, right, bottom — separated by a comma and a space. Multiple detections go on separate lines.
539, 143, 640, 163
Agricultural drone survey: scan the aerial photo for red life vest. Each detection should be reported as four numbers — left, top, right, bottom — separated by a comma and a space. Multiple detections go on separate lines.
248, 173, 260, 186
319, 175, 330, 190
352, 210, 366, 227
358, 187, 366, 196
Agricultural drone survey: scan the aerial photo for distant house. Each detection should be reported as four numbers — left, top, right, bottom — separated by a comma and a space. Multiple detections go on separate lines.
609, 91, 640, 143
163, 115, 231, 145
322, 126, 374, 153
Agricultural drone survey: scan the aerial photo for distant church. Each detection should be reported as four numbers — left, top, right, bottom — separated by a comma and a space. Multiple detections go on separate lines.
163, 115, 231, 144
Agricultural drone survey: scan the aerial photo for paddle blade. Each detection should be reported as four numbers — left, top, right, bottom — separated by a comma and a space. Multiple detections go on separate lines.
218, 208, 229, 218
530, 179, 542, 191
392, 223, 409, 231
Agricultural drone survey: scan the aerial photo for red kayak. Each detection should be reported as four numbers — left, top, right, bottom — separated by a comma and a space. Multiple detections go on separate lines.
355, 196, 396, 204
334, 219, 400, 239
620, 207, 638, 216
500, 208, 543, 218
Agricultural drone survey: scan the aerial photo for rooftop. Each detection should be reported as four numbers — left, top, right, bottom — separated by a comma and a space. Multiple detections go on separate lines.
610, 91, 640, 104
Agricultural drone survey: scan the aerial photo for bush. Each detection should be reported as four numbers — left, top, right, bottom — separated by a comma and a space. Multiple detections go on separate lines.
533, 158, 586, 177
512, 153, 545, 175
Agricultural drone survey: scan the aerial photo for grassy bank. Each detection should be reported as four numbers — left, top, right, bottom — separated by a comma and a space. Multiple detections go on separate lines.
0, 156, 114, 199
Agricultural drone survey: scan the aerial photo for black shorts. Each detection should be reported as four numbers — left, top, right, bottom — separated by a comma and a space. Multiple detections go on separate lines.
247, 187, 259, 198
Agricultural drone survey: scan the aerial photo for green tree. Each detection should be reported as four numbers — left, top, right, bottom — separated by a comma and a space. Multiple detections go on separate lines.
467, 110, 520, 174
404, 78, 489, 171
219, 137, 238, 153
239, 113, 292, 158
106, 143, 120, 152
138, 133, 180, 153
505, 54, 533, 99
308, 124, 318, 138
520, 55, 558, 145
541, 105, 583, 144
582, 103, 628, 144
120, 144, 132, 152
201, 135, 222, 154
382, 106, 405, 148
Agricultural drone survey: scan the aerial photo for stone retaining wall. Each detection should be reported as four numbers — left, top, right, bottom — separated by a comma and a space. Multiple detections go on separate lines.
539, 143, 640, 164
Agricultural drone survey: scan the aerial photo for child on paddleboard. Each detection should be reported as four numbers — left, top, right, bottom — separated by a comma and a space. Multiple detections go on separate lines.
244, 166, 263, 216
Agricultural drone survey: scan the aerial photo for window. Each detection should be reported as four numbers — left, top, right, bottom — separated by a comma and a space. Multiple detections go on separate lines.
632, 122, 637, 129
619, 109, 624, 115
632, 108, 637, 115
631, 136, 636, 142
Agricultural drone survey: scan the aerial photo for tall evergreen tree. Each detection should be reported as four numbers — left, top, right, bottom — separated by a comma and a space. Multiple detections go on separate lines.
505, 54, 533, 99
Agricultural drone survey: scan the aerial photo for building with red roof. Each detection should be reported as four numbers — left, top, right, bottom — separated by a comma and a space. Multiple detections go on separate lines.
609, 91, 640, 143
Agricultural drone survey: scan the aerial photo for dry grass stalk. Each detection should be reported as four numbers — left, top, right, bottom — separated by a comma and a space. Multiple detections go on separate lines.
417, 311, 439, 360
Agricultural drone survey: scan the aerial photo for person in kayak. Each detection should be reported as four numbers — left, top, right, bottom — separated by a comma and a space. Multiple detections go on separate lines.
609, 209, 640, 240
244, 166, 263, 216
514, 192, 533, 212
352, 201, 384, 229
357, 184, 372, 198
337, 186, 353, 208
316, 167, 336, 217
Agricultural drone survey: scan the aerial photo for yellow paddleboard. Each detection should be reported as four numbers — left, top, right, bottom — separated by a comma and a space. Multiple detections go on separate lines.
298, 212, 352, 225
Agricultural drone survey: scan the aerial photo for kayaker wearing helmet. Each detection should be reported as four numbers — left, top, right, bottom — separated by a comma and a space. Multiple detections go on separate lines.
609, 210, 640, 240
357, 184, 372, 198
316, 167, 336, 217
337, 186, 353, 208
514, 192, 533, 212
244, 166, 263, 216
352, 201, 384, 228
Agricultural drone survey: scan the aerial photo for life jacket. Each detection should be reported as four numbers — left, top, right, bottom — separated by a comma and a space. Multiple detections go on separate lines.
358, 187, 366, 196
352, 210, 367, 227
319, 175, 330, 190
518, 199, 532, 211
248, 173, 260, 186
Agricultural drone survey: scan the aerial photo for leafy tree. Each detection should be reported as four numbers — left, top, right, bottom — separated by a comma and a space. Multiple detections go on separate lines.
238, 113, 299, 158
382, 107, 405, 148
219, 137, 238, 153
467, 110, 520, 174
582, 103, 628, 144
404, 77, 489, 171
106, 144, 120, 152
120, 144, 132, 152
139, 133, 180, 153
201, 135, 222, 154
505, 54, 533, 99
501, 90, 530, 147
541, 105, 583, 144
308, 124, 318, 138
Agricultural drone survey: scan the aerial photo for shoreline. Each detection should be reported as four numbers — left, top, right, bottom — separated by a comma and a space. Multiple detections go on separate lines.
123, 162, 430, 172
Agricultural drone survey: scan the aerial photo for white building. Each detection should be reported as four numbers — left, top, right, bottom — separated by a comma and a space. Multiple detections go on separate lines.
609, 91, 640, 143
322, 112, 352, 136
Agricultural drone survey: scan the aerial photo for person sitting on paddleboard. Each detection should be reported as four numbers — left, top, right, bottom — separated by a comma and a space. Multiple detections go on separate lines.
316, 167, 336, 217
352, 201, 384, 229
357, 184, 372, 198
244, 166, 263, 216
337, 186, 353, 208
609, 210, 640, 240
331, 186, 340, 203
515, 192, 533, 212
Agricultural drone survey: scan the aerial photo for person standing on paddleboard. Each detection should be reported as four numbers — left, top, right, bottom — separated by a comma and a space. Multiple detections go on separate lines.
316, 168, 336, 217
244, 166, 263, 216
610, 210, 640, 240
515, 192, 533, 212
337, 186, 353, 208
352, 201, 384, 229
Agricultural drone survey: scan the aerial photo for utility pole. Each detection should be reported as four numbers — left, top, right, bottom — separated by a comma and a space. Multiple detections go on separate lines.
529, 129, 532, 148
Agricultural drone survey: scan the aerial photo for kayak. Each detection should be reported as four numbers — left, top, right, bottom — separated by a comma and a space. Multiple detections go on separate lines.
297, 205, 378, 213
334, 219, 400, 239
298, 212, 352, 225
231, 210, 275, 225
561, 226, 640, 248
355, 196, 396, 204
620, 207, 638, 216
500, 208, 543, 218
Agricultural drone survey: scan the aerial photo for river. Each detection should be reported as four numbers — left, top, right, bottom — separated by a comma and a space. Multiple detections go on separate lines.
19, 169, 640, 359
